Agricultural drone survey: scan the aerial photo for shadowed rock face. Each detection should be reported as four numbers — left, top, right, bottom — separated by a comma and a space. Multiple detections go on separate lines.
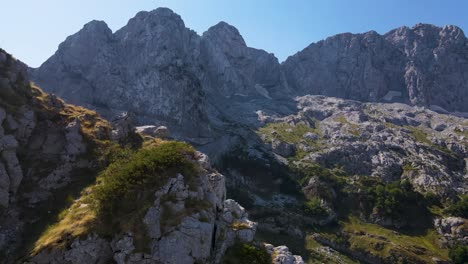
283, 24, 468, 112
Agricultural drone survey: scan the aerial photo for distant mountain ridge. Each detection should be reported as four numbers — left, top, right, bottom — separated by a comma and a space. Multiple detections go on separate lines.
283, 23, 468, 112
30, 8, 468, 140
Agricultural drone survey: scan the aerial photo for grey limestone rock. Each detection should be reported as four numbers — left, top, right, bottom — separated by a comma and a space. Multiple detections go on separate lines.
283, 24, 468, 112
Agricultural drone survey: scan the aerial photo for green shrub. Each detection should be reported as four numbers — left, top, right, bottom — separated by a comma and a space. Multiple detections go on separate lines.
92, 141, 197, 217
303, 198, 328, 217
33, 141, 199, 254
222, 243, 271, 264
449, 244, 468, 264
445, 195, 468, 218
296, 163, 346, 188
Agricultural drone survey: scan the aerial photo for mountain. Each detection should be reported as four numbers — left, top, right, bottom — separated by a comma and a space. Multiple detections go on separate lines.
9, 6, 468, 264
283, 24, 468, 112
0, 48, 303, 264
31, 8, 292, 143
31, 10, 468, 137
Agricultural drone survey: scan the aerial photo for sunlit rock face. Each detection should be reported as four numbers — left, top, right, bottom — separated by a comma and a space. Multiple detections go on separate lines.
32, 8, 468, 143
31, 8, 289, 140
282, 23, 468, 112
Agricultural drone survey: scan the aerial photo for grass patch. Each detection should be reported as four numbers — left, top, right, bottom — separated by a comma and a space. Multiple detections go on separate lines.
31, 141, 199, 255
257, 121, 322, 161
230, 221, 252, 230
402, 163, 419, 172
334, 116, 361, 137
305, 235, 358, 264
340, 216, 449, 263
406, 126, 432, 145
258, 122, 319, 144
406, 125, 458, 156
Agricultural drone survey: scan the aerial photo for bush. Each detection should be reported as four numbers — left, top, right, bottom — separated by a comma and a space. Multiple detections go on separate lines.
449, 244, 468, 264
33, 141, 198, 253
356, 178, 429, 224
303, 198, 328, 217
445, 195, 468, 218
92, 141, 197, 217
222, 243, 271, 264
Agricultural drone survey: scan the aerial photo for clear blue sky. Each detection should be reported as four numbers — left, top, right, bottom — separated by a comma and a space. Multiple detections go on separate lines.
2, 0, 468, 67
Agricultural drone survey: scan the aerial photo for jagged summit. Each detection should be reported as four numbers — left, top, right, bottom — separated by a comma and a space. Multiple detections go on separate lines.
82, 20, 112, 33
283, 22, 468, 111
116, 7, 187, 38
203, 21, 247, 47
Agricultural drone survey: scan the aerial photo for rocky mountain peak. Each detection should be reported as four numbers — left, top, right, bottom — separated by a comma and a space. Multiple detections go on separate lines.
284, 23, 468, 112
203, 21, 246, 47
119, 7, 186, 35
81, 20, 112, 35
59, 20, 113, 50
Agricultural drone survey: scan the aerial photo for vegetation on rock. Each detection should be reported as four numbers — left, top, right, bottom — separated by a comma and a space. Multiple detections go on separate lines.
31, 141, 198, 255
445, 194, 468, 218
222, 243, 271, 264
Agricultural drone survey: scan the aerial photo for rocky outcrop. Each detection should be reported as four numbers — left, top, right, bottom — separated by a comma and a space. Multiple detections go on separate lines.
265, 244, 304, 264
283, 24, 468, 112
0, 48, 114, 262
27, 149, 259, 264
260, 95, 467, 197
434, 217, 467, 246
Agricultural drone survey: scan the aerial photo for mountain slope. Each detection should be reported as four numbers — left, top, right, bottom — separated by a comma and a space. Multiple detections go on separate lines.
30, 8, 291, 142
20, 7, 468, 263
0, 48, 302, 264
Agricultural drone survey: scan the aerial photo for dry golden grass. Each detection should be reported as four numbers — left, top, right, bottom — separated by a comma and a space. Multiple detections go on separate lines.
30, 82, 112, 143
31, 198, 97, 254
230, 220, 252, 230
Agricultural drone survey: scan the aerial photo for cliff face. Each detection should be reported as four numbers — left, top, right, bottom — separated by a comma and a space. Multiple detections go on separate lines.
0, 48, 301, 264
283, 24, 468, 112
32, 9, 209, 138
27, 143, 258, 264
31, 8, 288, 140
0, 48, 113, 261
